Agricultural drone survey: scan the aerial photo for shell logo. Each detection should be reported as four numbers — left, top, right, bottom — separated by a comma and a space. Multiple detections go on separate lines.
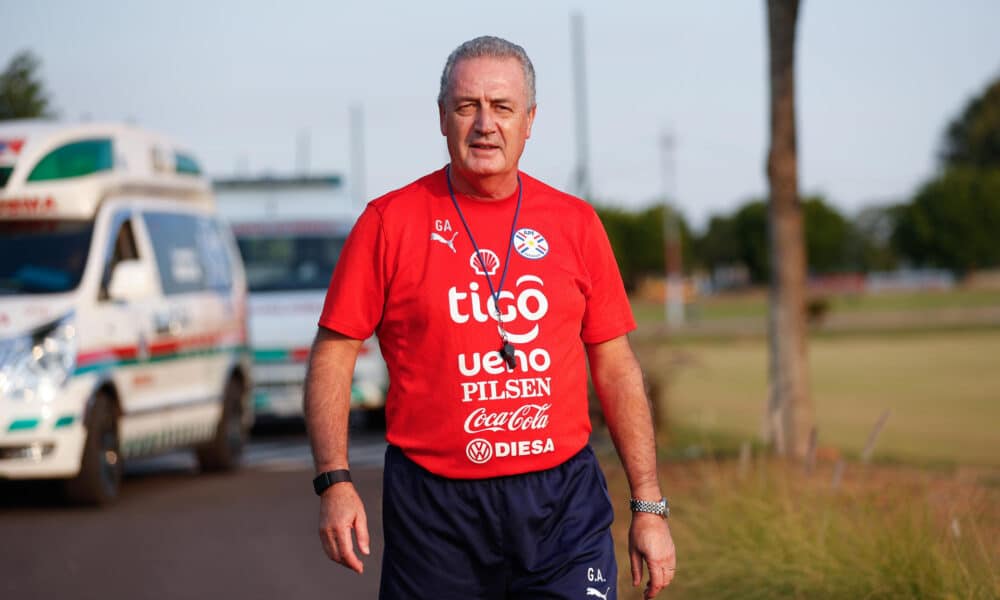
469, 249, 500, 276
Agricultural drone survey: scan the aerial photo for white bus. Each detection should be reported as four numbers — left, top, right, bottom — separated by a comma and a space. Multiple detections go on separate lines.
0, 121, 252, 504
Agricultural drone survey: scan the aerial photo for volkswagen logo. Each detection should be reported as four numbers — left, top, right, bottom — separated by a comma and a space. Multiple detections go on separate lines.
465, 438, 493, 464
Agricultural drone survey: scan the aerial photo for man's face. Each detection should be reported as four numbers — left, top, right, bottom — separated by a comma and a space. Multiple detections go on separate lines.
439, 56, 536, 186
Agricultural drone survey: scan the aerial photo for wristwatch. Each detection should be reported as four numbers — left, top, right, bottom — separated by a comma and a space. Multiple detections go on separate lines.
630, 497, 670, 518
312, 469, 352, 496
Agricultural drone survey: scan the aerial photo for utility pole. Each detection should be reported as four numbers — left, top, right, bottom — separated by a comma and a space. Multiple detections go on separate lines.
296, 129, 310, 175
349, 104, 366, 208
570, 12, 592, 200
661, 131, 684, 327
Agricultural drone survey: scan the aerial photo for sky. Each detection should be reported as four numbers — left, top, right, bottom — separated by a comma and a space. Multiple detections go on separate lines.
3, 0, 999, 229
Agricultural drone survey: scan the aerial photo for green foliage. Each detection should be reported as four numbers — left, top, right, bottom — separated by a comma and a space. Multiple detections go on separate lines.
890, 71, 1000, 274
697, 196, 856, 283
594, 203, 692, 291
695, 214, 741, 269
0, 50, 54, 121
843, 205, 901, 272
695, 200, 768, 282
893, 168, 1000, 273
941, 73, 1000, 170
803, 197, 851, 273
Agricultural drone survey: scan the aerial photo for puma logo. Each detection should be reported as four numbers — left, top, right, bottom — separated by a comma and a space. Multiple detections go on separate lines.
585, 587, 610, 600
430, 231, 458, 253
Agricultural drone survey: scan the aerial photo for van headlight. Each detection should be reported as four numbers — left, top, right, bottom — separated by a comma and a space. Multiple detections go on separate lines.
0, 313, 77, 403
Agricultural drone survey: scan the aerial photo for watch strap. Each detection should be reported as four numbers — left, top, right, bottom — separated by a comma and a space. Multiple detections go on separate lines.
629, 497, 669, 518
313, 469, 352, 496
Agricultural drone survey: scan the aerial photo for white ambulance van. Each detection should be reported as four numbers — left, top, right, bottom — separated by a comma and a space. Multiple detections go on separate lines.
215, 176, 386, 426
0, 121, 252, 504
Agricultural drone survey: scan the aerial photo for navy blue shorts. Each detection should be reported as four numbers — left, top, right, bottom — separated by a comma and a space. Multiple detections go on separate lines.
379, 444, 618, 600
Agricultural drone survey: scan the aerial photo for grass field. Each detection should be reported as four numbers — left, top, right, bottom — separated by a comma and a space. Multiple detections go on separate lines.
640, 329, 1000, 467
628, 287, 1000, 466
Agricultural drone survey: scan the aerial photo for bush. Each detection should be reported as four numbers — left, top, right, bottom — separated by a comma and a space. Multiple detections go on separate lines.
606, 456, 999, 600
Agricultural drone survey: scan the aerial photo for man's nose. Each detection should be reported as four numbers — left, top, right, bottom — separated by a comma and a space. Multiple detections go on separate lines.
474, 108, 496, 133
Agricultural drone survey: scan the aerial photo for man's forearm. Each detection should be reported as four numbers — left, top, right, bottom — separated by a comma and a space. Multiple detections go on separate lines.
587, 337, 662, 500
304, 328, 363, 473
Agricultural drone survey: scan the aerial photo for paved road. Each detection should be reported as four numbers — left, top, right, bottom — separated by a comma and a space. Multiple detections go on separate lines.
0, 427, 387, 600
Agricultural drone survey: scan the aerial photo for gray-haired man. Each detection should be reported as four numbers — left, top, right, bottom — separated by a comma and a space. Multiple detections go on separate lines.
306, 35, 676, 599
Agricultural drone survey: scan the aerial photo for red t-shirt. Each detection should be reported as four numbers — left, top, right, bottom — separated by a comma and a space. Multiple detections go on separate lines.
319, 168, 635, 478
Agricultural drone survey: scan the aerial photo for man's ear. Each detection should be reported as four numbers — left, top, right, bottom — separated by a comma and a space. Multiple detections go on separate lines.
439, 102, 447, 136
525, 105, 537, 139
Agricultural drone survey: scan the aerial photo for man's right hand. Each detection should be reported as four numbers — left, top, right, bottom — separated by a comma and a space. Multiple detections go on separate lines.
318, 482, 370, 574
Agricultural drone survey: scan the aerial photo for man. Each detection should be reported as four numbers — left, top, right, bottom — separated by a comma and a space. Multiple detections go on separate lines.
305, 36, 676, 599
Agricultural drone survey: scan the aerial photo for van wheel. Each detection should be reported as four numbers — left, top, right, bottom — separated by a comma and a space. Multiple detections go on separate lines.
64, 392, 122, 505
196, 377, 246, 472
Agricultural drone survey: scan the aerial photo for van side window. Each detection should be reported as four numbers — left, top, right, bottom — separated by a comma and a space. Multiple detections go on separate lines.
144, 212, 205, 295
197, 218, 234, 292
144, 213, 234, 295
100, 218, 139, 301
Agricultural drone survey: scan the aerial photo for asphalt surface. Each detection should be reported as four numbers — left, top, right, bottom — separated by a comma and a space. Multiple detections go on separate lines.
0, 427, 387, 600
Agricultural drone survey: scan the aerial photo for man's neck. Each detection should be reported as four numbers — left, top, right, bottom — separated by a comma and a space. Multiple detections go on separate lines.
448, 165, 519, 200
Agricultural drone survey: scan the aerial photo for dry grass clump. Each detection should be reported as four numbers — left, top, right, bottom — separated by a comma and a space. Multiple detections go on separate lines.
604, 454, 1000, 600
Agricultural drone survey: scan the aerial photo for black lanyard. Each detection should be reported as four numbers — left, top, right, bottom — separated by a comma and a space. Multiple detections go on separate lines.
445, 165, 522, 369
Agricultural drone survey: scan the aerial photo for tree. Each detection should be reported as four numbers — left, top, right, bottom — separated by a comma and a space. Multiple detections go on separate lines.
697, 196, 845, 284
732, 201, 770, 282
695, 213, 741, 276
694, 201, 768, 283
940, 74, 1000, 170
595, 203, 693, 291
0, 50, 54, 121
765, 0, 813, 459
802, 197, 850, 273
893, 168, 1000, 273
844, 205, 900, 273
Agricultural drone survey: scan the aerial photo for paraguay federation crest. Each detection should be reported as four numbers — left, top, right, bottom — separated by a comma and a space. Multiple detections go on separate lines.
514, 228, 549, 260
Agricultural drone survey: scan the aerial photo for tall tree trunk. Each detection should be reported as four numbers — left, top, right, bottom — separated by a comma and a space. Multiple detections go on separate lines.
765, 0, 814, 459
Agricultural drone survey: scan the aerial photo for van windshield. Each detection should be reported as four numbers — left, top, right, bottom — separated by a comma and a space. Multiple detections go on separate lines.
235, 233, 345, 293
0, 220, 94, 295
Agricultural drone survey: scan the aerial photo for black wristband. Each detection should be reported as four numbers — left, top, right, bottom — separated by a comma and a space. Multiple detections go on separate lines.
312, 469, 352, 496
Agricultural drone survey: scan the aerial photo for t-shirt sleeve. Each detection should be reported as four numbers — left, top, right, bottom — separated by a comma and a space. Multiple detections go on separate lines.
580, 207, 636, 344
317, 204, 387, 340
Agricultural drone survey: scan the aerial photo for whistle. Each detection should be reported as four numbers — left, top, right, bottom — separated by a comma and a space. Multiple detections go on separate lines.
500, 342, 517, 370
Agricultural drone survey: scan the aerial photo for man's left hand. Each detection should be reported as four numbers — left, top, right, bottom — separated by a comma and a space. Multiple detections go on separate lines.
628, 512, 676, 599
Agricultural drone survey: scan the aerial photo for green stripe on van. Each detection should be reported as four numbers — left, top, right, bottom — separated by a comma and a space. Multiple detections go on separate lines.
253, 349, 290, 363
54, 415, 76, 429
